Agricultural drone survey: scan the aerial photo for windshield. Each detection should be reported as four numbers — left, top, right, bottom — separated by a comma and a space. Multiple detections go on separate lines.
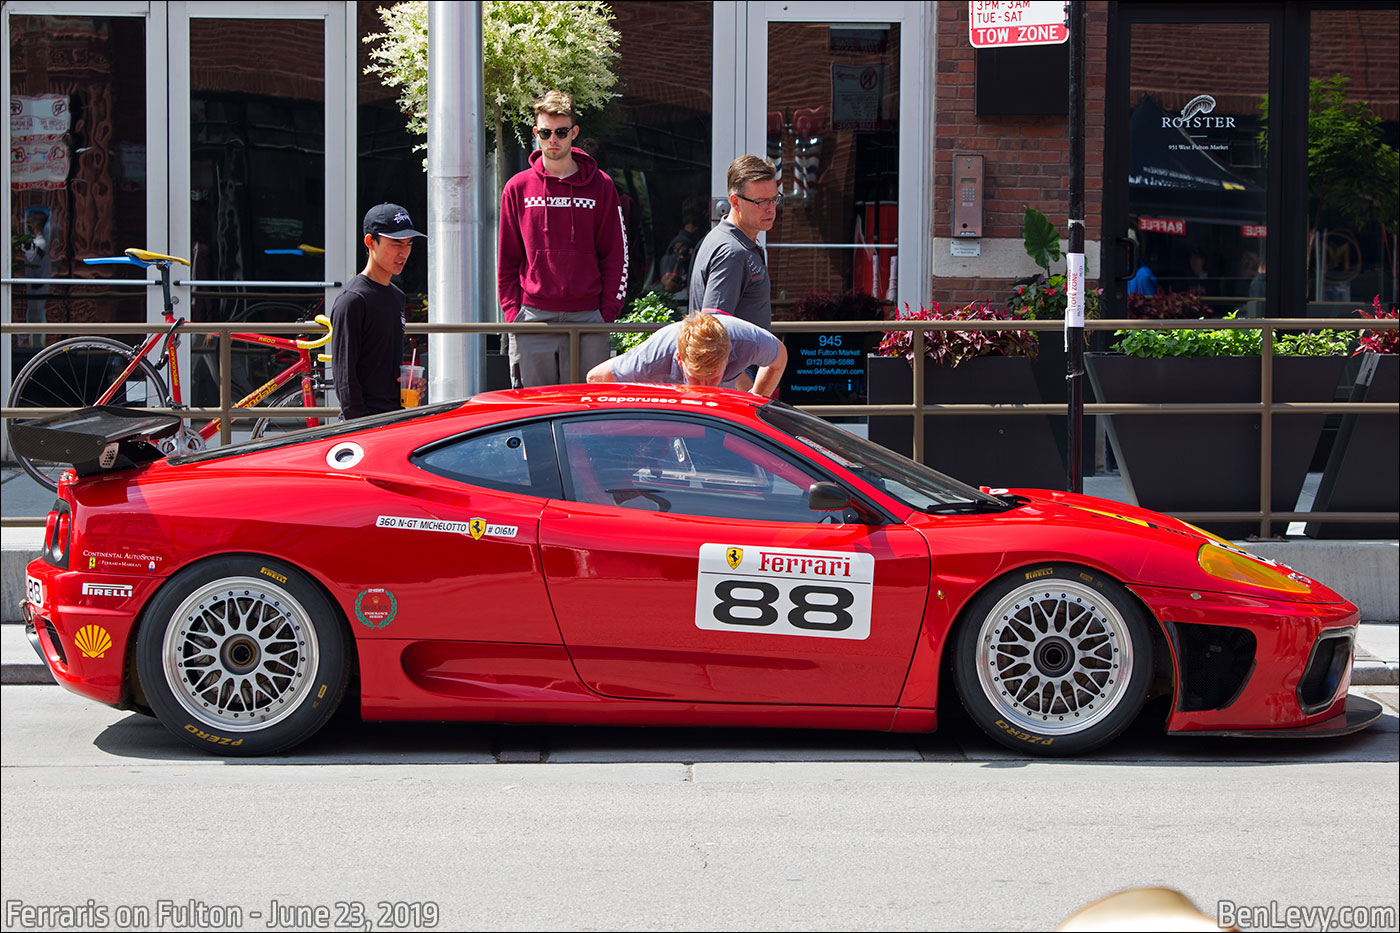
759, 401, 1011, 513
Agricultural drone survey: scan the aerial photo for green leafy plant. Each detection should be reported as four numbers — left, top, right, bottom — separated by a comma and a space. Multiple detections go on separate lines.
878, 302, 1038, 368
1116, 313, 1350, 358
611, 291, 680, 354
785, 290, 888, 322
364, 1, 621, 176
1007, 207, 1101, 321
1355, 295, 1398, 355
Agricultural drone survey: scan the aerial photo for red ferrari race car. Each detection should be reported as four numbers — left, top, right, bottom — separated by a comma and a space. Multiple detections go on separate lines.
17, 386, 1382, 756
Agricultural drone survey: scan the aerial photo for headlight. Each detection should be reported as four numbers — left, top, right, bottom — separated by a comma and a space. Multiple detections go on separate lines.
1197, 543, 1310, 594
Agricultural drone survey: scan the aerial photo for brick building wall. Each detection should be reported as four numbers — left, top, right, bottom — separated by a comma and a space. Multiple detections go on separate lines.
930, 2, 1108, 311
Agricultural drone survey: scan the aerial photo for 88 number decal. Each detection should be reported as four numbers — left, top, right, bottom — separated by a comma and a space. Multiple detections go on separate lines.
695, 544, 872, 641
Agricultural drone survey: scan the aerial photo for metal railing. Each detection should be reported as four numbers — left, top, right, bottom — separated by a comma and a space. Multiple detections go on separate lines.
3, 315, 1397, 536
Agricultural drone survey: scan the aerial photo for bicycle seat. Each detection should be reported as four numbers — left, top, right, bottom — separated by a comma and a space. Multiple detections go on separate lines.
125, 248, 191, 267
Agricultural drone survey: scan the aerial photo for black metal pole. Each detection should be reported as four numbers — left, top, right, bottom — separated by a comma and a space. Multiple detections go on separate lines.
1066, 0, 1086, 494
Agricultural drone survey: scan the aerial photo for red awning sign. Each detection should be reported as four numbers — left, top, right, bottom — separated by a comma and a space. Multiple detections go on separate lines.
1138, 217, 1186, 236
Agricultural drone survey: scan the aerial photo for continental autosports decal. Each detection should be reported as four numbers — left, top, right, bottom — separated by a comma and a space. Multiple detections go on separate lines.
375, 515, 518, 539
695, 543, 874, 640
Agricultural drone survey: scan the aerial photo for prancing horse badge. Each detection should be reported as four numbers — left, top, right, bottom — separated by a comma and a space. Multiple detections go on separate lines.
726, 547, 743, 569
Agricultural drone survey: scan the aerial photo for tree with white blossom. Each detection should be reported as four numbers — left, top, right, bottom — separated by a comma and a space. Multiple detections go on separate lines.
364, 0, 621, 183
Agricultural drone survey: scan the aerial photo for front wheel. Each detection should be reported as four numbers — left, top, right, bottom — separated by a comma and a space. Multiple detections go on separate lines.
6, 337, 170, 491
135, 557, 349, 755
952, 565, 1154, 756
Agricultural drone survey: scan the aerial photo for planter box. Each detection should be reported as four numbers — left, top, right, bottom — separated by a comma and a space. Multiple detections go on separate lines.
1305, 353, 1398, 539
1085, 354, 1347, 537
867, 354, 1064, 489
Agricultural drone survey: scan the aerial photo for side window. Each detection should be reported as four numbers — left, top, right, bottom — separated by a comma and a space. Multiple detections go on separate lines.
558, 417, 831, 523
413, 421, 561, 497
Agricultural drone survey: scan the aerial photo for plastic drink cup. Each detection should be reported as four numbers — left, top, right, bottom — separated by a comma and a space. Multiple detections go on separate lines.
400, 364, 424, 408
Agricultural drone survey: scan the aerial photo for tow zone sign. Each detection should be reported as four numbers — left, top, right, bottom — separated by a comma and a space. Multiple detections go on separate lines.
969, 1, 1069, 49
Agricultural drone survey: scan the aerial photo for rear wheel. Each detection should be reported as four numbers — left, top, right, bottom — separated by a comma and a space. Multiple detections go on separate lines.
6, 337, 170, 491
952, 565, 1153, 756
250, 383, 328, 440
135, 556, 349, 755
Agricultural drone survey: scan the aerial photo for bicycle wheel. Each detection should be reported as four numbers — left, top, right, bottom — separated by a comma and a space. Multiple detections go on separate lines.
249, 383, 328, 441
6, 337, 170, 491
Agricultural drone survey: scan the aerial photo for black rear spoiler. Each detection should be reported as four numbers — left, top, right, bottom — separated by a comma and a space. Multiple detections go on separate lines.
8, 406, 181, 478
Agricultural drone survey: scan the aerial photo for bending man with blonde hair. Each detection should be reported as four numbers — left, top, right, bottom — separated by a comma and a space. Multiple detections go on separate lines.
587, 311, 787, 396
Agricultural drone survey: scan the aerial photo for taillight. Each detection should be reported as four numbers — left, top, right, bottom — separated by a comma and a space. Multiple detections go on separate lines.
44, 499, 71, 569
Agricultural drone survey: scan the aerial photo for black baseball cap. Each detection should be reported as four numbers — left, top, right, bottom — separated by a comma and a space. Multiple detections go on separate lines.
363, 203, 426, 239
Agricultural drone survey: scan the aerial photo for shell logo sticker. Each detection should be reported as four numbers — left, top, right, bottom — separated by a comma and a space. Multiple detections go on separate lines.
726, 547, 743, 570
74, 625, 113, 658
470, 518, 486, 540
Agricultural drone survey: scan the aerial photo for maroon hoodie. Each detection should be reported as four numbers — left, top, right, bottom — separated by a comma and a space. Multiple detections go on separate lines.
497, 148, 628, 322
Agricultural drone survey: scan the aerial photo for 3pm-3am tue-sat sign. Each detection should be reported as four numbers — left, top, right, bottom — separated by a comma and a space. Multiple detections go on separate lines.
969, 1, 1069, 48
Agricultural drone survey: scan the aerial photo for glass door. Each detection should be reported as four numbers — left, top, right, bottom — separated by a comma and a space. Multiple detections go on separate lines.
3, 1, 160, 462
168, 2, 354, 410
714, 1, 931, 404
1105, 8, 1277, 319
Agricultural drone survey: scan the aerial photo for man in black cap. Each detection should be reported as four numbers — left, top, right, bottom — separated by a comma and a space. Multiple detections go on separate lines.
330, 203, 426, 419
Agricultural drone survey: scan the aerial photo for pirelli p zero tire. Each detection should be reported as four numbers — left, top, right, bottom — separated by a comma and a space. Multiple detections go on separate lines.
135, 557, 349, 756
952, 565, 1153, 756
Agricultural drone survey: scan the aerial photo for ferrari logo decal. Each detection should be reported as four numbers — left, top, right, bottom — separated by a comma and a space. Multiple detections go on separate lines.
470, 518, 486, 540
726, 547, 743, 569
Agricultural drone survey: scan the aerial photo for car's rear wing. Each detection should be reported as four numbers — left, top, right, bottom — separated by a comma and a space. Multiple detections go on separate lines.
8, 407, 181, 479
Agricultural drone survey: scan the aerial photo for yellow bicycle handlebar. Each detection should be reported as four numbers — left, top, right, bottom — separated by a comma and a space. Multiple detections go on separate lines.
125, 248, 191, 267
296, 314, 333, 350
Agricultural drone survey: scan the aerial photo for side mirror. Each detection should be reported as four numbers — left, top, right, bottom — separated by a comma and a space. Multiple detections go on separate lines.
807, 481, 850, 512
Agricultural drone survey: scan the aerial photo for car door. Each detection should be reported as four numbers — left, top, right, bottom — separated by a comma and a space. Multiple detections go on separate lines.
540, 413, 930, 706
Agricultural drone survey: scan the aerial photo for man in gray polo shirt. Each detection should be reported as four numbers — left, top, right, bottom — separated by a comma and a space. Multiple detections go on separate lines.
586, 311, 787, 397
689, 155, 780, 330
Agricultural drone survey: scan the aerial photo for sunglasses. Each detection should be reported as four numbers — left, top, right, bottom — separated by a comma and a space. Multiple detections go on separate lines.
534, 127, 574, 140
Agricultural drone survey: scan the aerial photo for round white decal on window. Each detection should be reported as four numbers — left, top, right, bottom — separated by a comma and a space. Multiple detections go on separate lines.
327, 442, 364, 470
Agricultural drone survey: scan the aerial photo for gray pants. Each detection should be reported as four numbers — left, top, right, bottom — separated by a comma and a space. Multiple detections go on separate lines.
508, 306, 610, 387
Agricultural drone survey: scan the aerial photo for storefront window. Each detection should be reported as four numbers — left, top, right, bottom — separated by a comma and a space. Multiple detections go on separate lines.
1305, 7, 1398, 316
1126, 21, 1269, 317
591, 1, 713, 308
9, 14, 146, 343
766, 23, 901, 313
189, 18, 325, 320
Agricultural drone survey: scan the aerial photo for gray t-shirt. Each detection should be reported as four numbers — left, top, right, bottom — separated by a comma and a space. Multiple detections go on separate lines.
688, 220, 771, 330
610, 314, 782, 388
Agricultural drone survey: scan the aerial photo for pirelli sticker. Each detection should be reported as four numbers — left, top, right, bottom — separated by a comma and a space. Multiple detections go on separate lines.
695, 543, 874, 640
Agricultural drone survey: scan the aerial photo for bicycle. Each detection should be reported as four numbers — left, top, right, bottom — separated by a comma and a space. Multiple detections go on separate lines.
6, 248, 333, 491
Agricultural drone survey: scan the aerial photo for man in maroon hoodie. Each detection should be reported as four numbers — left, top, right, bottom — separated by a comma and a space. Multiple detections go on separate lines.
498, 90, 628, 386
